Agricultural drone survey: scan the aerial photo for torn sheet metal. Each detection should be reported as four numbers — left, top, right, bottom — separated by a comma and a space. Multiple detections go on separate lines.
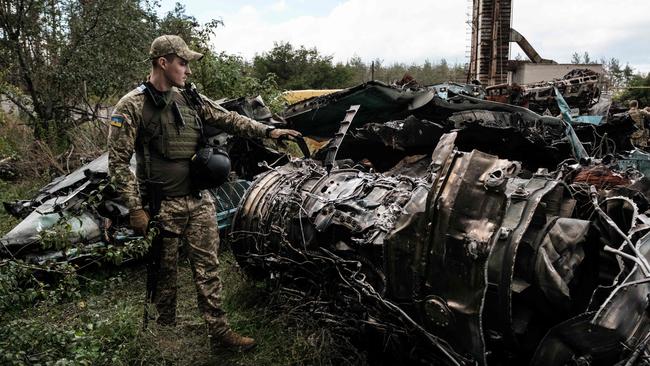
219, 95, 273, 121
4, 153, 111, 218
531, 230, 650, 365
486, 69, 602, 115
620, 150, 650, 178
283, 78, 624, 169
304, 86, 637, 176
555, 85, 589, 160
283, 81, 434, 137
323, 105, 360, 172
428, 82, 486, 100
324, 96, 575, 171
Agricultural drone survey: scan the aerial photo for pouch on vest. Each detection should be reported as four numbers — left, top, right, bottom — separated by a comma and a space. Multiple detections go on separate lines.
154, 103, 202, 160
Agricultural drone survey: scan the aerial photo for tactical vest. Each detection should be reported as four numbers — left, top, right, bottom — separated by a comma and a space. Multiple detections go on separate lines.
141, 91, 202, 160
136, 83, 230, 198
136, 85, 204, 198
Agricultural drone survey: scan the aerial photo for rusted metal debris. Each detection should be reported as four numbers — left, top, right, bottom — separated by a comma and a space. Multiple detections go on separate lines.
3, 80, 650, 365
230, 130, 650, 364
231, 82, 650, 364
486, 69, 603, 114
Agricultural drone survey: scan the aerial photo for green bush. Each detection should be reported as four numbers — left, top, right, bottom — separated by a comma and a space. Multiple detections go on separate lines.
0, 295, 144, 365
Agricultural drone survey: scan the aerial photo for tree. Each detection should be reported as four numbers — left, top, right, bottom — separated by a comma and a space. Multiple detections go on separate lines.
346, 57, 465, 86
252, 42, 353, 90
0, 0, 158, 139
601, 57, 637, 91
571, 51, 594, 64
571, 52, 582, 64
618, 73, 650, 107
194, 51, 282, 110
0, 1, 271, 141
153, 5, 282, 108
346, 55, 368, 85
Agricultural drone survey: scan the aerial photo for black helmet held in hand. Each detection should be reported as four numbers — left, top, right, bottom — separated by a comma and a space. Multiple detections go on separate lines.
190, 147, 231, 190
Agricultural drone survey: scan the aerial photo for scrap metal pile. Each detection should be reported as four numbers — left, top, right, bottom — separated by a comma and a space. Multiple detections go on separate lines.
486, 69, 603, 115
3, 79, 650, 365
232, 82, 650, 365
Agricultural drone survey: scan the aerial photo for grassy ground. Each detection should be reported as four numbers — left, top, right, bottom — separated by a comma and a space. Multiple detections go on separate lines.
0, 178, 351, 365
0, 251, 346, 365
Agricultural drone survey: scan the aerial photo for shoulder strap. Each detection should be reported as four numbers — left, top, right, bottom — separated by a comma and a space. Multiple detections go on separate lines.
139, 83, 170, 179
180, 84, 207, 143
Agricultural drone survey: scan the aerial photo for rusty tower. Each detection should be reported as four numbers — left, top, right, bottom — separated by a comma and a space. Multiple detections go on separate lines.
468, 0, 512, 86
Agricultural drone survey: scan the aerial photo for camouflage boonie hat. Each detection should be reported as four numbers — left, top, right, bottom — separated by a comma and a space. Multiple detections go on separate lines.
149, 35, 203, 61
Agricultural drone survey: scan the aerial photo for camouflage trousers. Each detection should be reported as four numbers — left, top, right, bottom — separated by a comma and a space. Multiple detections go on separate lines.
150, 192, 229, 336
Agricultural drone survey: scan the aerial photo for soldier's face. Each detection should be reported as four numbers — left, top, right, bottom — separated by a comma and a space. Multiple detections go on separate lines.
163, 55, 192, 88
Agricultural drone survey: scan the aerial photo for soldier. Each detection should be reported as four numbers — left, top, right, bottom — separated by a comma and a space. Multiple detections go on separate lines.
629, 100, 650, 148
108, 35, 301, 352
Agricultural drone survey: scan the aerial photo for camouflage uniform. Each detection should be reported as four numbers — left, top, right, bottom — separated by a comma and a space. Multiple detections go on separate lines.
630, 107, 650, 147
108, 84, 270, 336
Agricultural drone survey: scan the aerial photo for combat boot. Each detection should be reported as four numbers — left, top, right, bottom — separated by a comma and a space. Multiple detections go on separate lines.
211, 330, 257, 352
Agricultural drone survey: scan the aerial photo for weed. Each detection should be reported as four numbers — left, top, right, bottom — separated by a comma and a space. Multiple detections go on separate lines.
0, 251, 352, 365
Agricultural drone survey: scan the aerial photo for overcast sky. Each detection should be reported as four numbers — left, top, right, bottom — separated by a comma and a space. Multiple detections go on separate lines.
158, 0, 650, 74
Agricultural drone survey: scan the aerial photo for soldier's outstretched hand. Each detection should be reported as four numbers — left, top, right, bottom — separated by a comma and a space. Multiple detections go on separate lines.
269, 128, 302, 140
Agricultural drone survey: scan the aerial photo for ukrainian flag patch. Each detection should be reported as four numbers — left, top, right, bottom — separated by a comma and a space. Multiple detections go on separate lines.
110, 115, 125, 128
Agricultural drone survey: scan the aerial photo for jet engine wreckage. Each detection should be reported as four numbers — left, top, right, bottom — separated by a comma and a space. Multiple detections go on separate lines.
3, 79, 650, 365
230, 127, 650, 364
